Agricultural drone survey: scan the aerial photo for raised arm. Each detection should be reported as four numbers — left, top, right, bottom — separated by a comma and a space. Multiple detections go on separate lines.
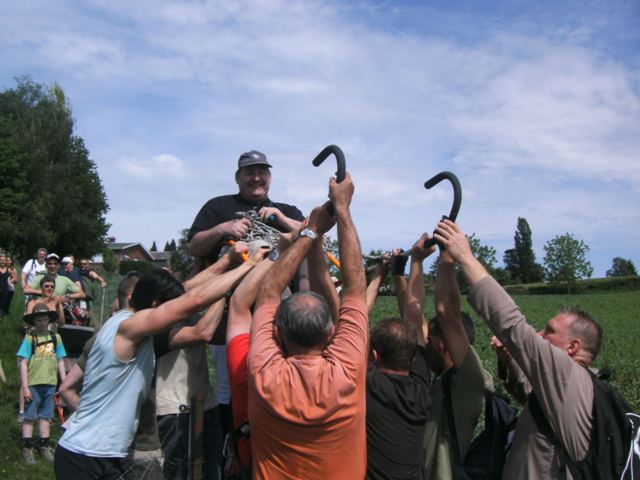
116, 260, 255, 361
405, 234, 436, 346
365, 255, 390, 315
183, 242, 248, 291
308, 237, 340, 322
330, 173, 365, 300
434, 248, 469, 368
227, 257, 276, 342
434, 219, 489, 288
168, 298, 226, 350
391, 251, 408, 318
256, 203, 335, 308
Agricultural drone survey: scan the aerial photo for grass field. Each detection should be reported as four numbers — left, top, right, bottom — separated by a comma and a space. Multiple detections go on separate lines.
0, 277, 638, 479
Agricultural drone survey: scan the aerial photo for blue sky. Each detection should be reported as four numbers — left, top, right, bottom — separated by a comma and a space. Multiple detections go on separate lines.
1, 0, 638, 277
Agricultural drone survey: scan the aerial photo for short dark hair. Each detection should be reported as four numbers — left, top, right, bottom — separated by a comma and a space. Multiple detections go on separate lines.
275, 291, 332, 348
41, 274, 57, 287
371, 318, 418, 371
130, 269, 184, 311
562, 307, 603, 361
118, 271, 142, 309
429, 311, 476, 346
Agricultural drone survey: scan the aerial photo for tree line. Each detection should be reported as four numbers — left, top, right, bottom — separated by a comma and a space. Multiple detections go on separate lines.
0, 77, 109, 261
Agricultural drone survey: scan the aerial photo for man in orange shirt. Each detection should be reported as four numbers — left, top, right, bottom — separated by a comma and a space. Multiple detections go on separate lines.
248, 172, 368, 479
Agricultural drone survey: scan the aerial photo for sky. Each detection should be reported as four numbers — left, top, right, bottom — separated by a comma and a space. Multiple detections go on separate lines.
1, 0, 639, 277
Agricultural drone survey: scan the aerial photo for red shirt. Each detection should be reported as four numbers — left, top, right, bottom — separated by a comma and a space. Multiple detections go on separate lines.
227, 333, 251, 466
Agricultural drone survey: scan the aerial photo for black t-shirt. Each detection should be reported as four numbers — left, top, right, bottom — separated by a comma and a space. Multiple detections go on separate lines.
59, 267, 82, 284
366, 346, 431, 480
188, 194, 304, 262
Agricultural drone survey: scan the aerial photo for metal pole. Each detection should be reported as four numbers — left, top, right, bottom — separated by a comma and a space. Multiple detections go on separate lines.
99, 287, 106, 326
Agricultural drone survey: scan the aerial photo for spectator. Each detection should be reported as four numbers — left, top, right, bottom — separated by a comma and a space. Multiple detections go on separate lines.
77, 258, 108, 316
16, 303, 67, 464
23, 253, 85, 302
0, 253, 12, 315
25, 274, 65, 327
434, 219, 602, 479
21, 247, 47, 291
54, 249, 256, 479
1, 254, 18, 315
248, 173, 368, 478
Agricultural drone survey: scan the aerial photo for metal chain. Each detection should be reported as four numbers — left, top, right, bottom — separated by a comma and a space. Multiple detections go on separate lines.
235, 210, 282, 249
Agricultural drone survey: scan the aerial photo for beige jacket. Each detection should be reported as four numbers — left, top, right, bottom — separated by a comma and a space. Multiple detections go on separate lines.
468, 276, 593, 479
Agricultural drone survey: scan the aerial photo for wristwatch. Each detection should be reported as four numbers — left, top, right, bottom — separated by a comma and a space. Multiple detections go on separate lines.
299, 228, 318, 241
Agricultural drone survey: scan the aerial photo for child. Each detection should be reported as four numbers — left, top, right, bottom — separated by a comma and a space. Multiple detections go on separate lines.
16, 303, 67, 464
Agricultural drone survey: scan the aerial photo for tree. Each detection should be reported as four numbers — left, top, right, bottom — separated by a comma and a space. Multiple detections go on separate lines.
0, 77, 109, 259
503, 217, 544, 284
428, 233, 498, 288
170, 229, 193, 279
163, 241, 171, 252
543, 233, 593, 292
606, 257, 637, 277
150, 241, 158, 252
102, 248, 118, 273
169, 239, 177, 252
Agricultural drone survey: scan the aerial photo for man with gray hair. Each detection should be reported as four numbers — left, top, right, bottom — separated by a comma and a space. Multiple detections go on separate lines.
248, 172, 368, 479
434, 219, 604, 479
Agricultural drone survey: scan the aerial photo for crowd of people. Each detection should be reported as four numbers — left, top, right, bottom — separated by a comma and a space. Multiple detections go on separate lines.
9, 149, 630, 480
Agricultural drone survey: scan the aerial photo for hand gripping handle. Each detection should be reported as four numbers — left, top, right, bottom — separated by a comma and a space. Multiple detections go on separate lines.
312, 145, 346, 215
424, 171, 462, 248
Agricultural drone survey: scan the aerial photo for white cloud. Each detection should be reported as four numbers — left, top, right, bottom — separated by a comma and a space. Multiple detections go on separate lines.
1, 0, 638, 276
116, 153, 187, 178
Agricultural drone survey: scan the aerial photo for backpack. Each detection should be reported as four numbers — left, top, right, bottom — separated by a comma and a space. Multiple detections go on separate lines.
28, 331, 58, 364
529, 370, 640, 480
443, 371, 519, 480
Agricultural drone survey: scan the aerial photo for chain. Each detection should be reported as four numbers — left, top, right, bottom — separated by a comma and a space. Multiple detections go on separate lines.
235, 210, 282, 249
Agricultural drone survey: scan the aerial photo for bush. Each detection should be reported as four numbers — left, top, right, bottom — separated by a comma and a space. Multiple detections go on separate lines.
504, 276, 640, 295
119, 259, 155, 275
102, 248, 118, 273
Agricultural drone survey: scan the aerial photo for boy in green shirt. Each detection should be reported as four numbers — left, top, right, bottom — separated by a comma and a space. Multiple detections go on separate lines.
17, 303, 67, 464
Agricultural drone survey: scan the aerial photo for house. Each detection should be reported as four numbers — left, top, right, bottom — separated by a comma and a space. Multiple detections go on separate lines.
89, 239, 154, 269
150, 251, 171, 270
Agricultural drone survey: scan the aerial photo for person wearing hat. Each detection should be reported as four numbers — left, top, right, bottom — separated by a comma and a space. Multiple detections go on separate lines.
16, 302, 67, 465
23, 253, 85, 302
187, 150, 304, 264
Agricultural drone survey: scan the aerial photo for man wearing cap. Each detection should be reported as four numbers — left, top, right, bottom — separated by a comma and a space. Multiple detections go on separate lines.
188, 150, 304, 263
59, 257, 83, 290
23, 254, 85, 302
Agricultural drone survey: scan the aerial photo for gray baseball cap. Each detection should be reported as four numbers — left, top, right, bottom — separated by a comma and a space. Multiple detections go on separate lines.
238, 150, 272, 169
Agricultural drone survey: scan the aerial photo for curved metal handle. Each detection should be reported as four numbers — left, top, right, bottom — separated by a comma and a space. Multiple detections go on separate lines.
423, 171, 462, 248
312, 145, 346, 183
312, 145, 347, 215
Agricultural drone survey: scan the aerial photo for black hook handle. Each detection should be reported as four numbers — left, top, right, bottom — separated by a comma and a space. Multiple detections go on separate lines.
312, 145, 347, 215
423, 171, 462, 248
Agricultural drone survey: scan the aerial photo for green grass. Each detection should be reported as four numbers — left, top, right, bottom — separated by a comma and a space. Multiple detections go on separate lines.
0, 271, 121, 479
369, 290, 640, 411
